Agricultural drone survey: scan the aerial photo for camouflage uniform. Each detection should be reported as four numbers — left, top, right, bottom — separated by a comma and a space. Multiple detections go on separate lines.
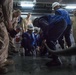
0, 0, 13, 67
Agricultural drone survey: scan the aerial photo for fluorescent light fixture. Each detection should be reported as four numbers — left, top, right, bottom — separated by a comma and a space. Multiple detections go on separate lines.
65, 5, 76, 9
33, 0, 36, 3
20, 3, 34, 7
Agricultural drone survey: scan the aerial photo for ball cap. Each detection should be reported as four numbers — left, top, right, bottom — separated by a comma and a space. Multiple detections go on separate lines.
52, 2, 60, 9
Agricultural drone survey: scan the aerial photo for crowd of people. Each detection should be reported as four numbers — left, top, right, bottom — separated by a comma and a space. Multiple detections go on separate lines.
0, 0, 76, 74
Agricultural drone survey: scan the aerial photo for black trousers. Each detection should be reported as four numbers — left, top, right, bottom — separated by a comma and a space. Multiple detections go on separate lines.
46, 19, 67, 60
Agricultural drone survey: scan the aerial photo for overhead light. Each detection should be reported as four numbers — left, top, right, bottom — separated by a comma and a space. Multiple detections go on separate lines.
65, 5, 76, 9
33, 0, 36, 3
20, 2, 34, 8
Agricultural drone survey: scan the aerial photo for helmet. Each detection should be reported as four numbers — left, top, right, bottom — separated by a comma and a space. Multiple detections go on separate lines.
27, 24, 34, 30
52, 2, 60, 9
34, 27, 40, 33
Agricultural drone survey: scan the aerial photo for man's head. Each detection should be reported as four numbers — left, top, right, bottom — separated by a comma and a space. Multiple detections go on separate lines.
52, 2, 60, 10
27, 24, 34, 33
34, 27, 40, 34
33, 18, 39, 27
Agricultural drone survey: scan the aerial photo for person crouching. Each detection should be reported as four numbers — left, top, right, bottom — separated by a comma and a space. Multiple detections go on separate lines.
21, 24, 37, 56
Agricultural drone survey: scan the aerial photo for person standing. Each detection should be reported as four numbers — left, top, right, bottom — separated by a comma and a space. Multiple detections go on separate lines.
8, 9, 22, 55
52, 2, 72, 49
